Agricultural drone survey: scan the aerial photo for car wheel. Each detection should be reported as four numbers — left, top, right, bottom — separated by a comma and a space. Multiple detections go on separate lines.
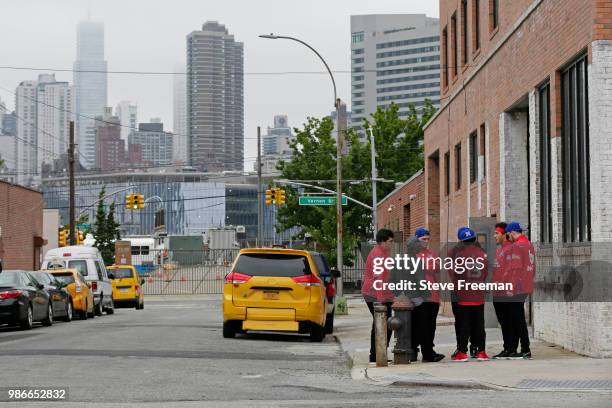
88, 301, 95, 319
94, 298, 103, 316
223, 321, 238, 338
134, 298, 140, 309
63, 301, 73, 322
106, 298, 115, 315
79, 301, 88, 320
324, 310, 335, 334
42, 303, 53, 326
310, 323, 325, 342
20, 304, 33, 330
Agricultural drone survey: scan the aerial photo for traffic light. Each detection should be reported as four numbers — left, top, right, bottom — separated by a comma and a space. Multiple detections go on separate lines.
125, 194, 135, 209
76, 230, 85, 245
58, 229, 68, 247
136, 194, 145, 209
265, 189, 274, 205
276, 189, 286, 205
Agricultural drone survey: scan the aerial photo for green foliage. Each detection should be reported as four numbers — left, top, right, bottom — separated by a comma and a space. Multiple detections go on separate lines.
92, 186, 121, 265
276, 101, 437, 266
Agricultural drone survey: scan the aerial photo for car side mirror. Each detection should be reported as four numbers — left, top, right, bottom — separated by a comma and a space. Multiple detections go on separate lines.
37, 283, 44, 290
330, 267, 341, 278
108, 273, 115, 280
140, 279, 145, 285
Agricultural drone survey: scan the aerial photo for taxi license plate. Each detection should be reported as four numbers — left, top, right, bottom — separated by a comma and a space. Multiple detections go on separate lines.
263, 291, 279, 300
120, 288, 129, 293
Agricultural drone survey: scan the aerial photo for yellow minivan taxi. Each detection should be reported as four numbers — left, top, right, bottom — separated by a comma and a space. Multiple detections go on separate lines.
223, 248, 331, 342
107, 265, 144, 309
47, 268, 95, 319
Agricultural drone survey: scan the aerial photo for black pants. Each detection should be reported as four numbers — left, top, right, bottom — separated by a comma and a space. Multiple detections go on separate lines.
494, 296, 530, 352
411, 302, 440, 358
453, 304, 485, 353
366, 301, 393, 359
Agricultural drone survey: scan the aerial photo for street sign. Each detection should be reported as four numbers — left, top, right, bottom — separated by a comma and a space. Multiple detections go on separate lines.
298, 196, 348, 206
76, 223, 90, 230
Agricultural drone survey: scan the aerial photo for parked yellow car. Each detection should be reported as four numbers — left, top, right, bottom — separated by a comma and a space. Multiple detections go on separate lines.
107, 265, 144, 309
223, 248, 334, 342
47, 268, 95, 319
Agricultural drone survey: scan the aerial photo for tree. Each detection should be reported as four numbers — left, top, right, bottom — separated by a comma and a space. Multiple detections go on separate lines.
92, 186, 121, 265
276, 101, 437, 265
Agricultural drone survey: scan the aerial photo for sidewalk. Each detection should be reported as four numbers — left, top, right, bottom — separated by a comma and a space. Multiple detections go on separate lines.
335, 296, 612, 392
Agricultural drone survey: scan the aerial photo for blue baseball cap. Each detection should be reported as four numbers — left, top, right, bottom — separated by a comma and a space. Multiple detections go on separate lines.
415, 227, 430, 238
505, 221, 522, 233
457, 227, 476, 241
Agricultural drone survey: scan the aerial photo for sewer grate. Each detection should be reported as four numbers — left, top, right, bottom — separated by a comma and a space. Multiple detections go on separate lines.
517, 379, 612, 390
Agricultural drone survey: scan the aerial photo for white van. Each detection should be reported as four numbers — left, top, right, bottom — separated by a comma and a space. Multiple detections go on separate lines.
42, 246, 114, 316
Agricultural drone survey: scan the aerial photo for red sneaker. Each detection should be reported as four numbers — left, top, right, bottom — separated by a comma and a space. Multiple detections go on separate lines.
451, 350, 469, 362
475, 351, 490, 361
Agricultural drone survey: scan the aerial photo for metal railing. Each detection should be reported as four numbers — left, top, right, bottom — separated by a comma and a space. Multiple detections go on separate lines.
135, 249, 239, 295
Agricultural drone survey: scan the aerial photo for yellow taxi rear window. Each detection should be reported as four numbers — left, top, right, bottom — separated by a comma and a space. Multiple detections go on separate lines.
234, 254, 311, 277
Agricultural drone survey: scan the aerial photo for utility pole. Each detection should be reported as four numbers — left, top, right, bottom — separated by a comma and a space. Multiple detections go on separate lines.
336, 99, 345, 297
68, 121, 76, 246
257, 126, 263, 247
369, 127, 378, 235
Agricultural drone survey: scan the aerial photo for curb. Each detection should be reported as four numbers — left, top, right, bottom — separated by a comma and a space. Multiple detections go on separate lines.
364, 368, 498, 390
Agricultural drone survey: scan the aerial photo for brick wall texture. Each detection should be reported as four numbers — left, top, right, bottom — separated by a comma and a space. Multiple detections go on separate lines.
0, 181, 44, 270
423, 0, 612, 356
376, 171, 425, 242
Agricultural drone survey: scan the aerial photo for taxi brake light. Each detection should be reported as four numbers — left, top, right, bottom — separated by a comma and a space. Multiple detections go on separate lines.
224, 272, 251, 284
292, 274, 322, 287
90, 281, 98, 291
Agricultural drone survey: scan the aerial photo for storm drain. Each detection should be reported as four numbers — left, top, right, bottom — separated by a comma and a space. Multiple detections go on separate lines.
517, 379, 612, 390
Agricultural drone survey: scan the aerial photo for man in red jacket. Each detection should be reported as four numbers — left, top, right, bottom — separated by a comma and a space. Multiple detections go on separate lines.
410, 228, 445, 362
450, 227, 490, 362
362, 229, 395, 363
503, 221, 535, 359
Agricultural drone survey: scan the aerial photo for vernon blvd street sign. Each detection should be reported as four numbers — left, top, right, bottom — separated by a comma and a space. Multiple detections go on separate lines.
298, 196, 348, 206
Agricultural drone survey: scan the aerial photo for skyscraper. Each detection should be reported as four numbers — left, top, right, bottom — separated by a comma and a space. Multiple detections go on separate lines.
14, 74, 73, 186
172, 64, 187, 165
115, 101, 138, 143
350, 15, 440, 137
187, 21, 244, 172
74, 21, 107, 170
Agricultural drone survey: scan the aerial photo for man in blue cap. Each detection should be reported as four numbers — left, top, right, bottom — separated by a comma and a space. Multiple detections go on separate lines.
410, 228, 445, 362
449, 227, 489, 362
501, 221, 535, 359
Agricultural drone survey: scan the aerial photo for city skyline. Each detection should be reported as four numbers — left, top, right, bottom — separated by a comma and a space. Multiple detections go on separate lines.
0, 0, 438, 171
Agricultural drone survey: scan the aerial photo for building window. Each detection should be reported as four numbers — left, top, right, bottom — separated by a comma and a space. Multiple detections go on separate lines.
469, 131, 478, 183
561, 54, 590, 242
403, 204, 411, 235
451, 13, 458, 78
444, 151, 451, 196
539, 82, 552, 243
352, 57, 364, 64
442, 27, 449, 88
352, 48, 364, 55
473, 0, 481, 51
455, 142, 462, 190
489, 0, 499, 32
352, 31, 364, 44
479, 123, 486, 177
461, 1, 469, 66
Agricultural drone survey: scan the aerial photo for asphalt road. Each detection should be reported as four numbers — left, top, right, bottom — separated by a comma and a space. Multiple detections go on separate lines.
0, 296, 608, 407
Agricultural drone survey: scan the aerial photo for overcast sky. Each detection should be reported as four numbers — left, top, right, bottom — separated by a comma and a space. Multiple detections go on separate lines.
0, 0, 438, 168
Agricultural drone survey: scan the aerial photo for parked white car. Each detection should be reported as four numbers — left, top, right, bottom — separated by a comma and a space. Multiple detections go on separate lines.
42, 246, 114, 316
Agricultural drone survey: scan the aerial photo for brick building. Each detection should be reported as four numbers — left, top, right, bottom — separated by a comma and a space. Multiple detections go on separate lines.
423, 0, 612, 356
0, 180, 44, 270
376, 170, 425, 241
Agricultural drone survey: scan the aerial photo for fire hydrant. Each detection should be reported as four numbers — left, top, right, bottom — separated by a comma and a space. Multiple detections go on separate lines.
387, 293, 415, 364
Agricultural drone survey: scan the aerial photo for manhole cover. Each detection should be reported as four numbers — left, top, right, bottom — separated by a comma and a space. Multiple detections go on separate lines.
518, 379, 612, 390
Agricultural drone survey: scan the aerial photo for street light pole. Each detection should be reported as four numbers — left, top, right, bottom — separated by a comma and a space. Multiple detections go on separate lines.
259, 33, 344, 296
369, 127, 378, 236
